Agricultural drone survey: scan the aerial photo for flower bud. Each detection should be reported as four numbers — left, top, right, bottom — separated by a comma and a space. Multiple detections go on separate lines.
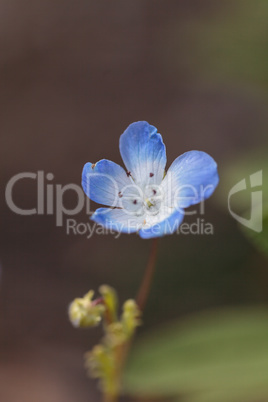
68, 290, 105, 328
99, 285, 118, 323
122, 299, 141, 336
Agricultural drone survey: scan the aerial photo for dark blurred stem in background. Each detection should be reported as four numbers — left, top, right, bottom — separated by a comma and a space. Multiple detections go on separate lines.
104, 394, 116, 402
136, 238, 159, 312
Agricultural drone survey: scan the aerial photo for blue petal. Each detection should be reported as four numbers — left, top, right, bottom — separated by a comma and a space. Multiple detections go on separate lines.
119, 121, 167, 188
91, 207, 144, 234
162, 151, 219, 209
82, 159, 131, 207
139, 209, 184, 239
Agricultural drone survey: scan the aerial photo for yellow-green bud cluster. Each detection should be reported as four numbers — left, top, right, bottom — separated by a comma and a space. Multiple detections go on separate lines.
69, 285, 141, 396
85, 295, 141, 395
68, 290, 105, 328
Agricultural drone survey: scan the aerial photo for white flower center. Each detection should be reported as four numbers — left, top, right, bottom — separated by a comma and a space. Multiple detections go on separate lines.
119, 183, 166, 220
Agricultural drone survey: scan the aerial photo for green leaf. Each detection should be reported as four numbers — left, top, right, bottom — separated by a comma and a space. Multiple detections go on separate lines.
215, 149, 268, 257
123, 307, 268, 402
216, 149, 268, 211
241, 205, 268, 257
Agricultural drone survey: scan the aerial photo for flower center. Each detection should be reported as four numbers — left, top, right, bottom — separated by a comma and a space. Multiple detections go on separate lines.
134, 185, 163, 216
119, 183, 164, 217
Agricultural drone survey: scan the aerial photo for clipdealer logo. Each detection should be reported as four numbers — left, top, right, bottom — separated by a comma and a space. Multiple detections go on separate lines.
4, 170, 212, 228
5, 170, 214, 236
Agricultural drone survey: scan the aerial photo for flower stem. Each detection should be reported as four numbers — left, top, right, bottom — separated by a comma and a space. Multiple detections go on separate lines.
136, 238, 159, 311
102, 239, 159, 402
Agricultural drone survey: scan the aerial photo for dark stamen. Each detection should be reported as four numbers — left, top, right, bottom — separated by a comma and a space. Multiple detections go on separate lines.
133, 200, 137, 205
118, 192, 123, 198
150, 172, 154, 177
152, 189, 157, 195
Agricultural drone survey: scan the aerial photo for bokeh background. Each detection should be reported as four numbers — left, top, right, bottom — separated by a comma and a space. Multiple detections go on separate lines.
1, 1, 268, 401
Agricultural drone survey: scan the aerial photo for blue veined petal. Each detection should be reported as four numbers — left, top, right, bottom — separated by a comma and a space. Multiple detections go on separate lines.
91, 208, 145, 234
119, 121, 167, 188
139, 209, 184, 239
162, 151, 219, 209
82, 159, 131, 207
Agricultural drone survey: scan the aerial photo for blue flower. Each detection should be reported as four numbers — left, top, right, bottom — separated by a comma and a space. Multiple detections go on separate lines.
82, 121, 219, 239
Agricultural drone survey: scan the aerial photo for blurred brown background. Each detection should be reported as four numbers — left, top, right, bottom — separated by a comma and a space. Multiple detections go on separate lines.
1, 1, 268, 401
